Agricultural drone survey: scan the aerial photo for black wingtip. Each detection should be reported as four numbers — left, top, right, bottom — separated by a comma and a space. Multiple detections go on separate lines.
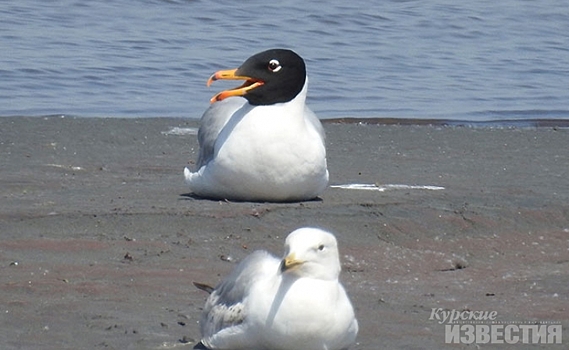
193, 281, 215, 294
193, 341, 210, 349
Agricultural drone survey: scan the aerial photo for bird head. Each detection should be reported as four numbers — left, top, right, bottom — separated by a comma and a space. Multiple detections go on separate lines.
207, 49, 307, 106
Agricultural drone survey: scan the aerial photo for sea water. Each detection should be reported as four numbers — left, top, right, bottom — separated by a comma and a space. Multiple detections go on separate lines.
1, 0, 568, 123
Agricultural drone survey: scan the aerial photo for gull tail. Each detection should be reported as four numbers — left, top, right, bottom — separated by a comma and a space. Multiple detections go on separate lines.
193, 341, 210, 349
193, 281, 215, 294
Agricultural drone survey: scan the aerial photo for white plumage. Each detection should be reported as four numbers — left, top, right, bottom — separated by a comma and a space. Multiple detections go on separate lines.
195, 227, 358, 350
184, 49, 329, 202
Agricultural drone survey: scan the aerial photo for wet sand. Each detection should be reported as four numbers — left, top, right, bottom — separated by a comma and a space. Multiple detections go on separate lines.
1, 116, 568, 349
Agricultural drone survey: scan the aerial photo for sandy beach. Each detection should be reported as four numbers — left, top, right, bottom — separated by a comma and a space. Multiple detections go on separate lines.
1, 116, 568, 349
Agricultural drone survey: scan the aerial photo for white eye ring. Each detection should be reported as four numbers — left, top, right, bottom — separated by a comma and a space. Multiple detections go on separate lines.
268, 59, 282, 72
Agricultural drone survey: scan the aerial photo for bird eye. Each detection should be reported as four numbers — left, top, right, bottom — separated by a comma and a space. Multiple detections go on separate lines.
317, 244, 325, 251
268, 59, 282, 72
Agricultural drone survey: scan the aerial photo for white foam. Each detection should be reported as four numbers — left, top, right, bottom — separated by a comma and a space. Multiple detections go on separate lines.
161, 127, 198, 136
45, 164, 83, 171
330, 183, 445, 192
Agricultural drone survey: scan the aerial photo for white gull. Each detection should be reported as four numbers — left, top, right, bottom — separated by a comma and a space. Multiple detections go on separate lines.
194, 227, 358, 350
184, 49, 328, 202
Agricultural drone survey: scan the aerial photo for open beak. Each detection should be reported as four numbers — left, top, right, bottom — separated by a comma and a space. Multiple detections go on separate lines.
207, 68, 264, 104
280, 253, 304, 273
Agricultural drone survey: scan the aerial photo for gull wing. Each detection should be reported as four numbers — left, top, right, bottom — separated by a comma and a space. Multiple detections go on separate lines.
198, 250, 279, 348
196, 97, 247, 168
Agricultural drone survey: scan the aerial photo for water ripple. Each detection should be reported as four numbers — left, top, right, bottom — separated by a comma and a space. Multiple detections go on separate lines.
0, 0, 568, 123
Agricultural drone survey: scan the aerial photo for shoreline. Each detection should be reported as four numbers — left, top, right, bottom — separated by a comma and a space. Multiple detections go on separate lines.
1, 117, 568, 349
3, 114, 569, 129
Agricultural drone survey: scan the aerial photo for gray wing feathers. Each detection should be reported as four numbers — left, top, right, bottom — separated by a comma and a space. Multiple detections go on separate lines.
196, 98, 246, 168
200, 250, 278, 338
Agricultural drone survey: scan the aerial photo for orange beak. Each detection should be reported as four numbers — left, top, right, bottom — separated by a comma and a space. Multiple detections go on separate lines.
207, 69, 264, 104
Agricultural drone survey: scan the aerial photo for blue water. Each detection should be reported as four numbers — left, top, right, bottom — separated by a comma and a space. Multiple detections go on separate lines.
2, 0, 569, 122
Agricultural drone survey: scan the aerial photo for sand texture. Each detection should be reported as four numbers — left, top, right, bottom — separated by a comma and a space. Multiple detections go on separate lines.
1, 117, 568, 349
